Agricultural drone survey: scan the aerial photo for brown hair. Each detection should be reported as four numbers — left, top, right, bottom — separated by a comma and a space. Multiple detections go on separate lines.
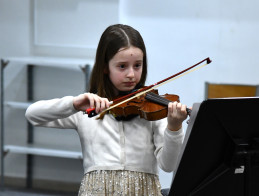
89, 24, 147, 100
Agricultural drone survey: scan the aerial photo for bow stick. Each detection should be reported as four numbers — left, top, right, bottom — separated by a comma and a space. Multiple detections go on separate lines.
88, 57, 212, 118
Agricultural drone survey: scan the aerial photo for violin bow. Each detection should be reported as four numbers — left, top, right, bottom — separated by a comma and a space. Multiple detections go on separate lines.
92, 57, 212, 117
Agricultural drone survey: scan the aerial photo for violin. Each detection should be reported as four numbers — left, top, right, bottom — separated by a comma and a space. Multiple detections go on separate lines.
110, 89, 179, 120
86, 57, 211, 120
87, 89, 191, 121
109, 89, 190, 121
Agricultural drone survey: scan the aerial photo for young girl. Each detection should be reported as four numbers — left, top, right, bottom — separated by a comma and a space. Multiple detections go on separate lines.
25, 24, 188, 196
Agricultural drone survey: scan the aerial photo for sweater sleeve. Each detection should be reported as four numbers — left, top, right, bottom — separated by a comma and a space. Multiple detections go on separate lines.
153, 119, 184, 172
25, 96, 79, 129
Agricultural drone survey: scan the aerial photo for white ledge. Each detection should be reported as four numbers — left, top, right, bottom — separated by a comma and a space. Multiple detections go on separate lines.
4, 144, 83, 159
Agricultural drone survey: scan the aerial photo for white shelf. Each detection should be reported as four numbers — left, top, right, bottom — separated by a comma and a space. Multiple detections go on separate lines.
2, 56, 94, 71
1, 56, 89, 186
5, 101, 32, 109
4, 144, 83, 159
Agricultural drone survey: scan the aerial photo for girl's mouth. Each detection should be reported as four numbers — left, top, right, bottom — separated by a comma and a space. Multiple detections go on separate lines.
124, 82, 135, 87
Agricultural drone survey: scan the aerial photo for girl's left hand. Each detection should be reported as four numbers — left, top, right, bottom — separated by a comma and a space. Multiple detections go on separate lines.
167, 101, 188, 131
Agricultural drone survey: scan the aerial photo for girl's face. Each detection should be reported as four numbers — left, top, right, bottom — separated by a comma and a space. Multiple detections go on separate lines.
108, 46, 143, 94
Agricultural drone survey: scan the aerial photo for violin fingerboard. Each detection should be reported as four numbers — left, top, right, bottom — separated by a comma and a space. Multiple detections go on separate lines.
145, 92, 170, 106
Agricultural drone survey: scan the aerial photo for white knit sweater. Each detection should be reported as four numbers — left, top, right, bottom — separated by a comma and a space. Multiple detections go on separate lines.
25, 96, 184, 175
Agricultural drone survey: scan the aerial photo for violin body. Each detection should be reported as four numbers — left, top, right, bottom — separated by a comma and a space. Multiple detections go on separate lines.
110, 89, 180, 121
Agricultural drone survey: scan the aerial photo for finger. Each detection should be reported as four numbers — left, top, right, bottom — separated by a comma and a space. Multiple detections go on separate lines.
181, 104, 187, 113
99, 98, 109, 112
178, 103, 188, 115
177, 103, 187, 114
168, 101, 177, 114
103, 98, 112, 110
85, 93, 95, 109
176, 102, 182, 112
168, 102, 173, 113
93, 96, 102, 113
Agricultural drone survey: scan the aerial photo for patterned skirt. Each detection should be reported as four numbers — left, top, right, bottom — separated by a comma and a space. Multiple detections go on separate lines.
78, 170, 162, 196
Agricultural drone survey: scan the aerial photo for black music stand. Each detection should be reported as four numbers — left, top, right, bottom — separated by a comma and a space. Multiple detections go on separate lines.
169, 97, 259, 196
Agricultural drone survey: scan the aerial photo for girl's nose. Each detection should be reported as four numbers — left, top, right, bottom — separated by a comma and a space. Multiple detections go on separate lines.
127, 67, 135, 78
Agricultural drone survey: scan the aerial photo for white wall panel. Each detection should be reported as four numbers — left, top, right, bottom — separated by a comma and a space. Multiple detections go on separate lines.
33, 0, 119, 58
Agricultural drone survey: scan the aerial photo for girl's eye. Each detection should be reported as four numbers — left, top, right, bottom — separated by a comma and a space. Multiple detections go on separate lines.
119, 64, 125, 69
135, 63, 142, 68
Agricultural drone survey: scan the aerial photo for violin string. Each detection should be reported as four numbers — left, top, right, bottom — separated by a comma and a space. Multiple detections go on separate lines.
146, 92, 192, 116
145, 92, 171, 106
97, 60, 210, 117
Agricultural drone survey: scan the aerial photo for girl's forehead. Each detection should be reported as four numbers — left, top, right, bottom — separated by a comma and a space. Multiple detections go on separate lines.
116, 46, 143, 56
111, 47, 143, 63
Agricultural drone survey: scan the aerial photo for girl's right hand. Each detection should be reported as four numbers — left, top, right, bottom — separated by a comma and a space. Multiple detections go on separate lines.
73, 93, 111, 113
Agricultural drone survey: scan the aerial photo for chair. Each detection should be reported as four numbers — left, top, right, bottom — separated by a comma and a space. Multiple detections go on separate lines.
205, 82, 259, 99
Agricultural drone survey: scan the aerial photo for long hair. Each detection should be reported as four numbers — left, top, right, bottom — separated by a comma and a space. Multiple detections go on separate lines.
89, 24, 147, 100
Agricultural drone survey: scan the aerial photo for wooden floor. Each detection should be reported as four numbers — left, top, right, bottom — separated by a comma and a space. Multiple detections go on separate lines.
0, 188, 77, 196
0, 187, 170, 196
